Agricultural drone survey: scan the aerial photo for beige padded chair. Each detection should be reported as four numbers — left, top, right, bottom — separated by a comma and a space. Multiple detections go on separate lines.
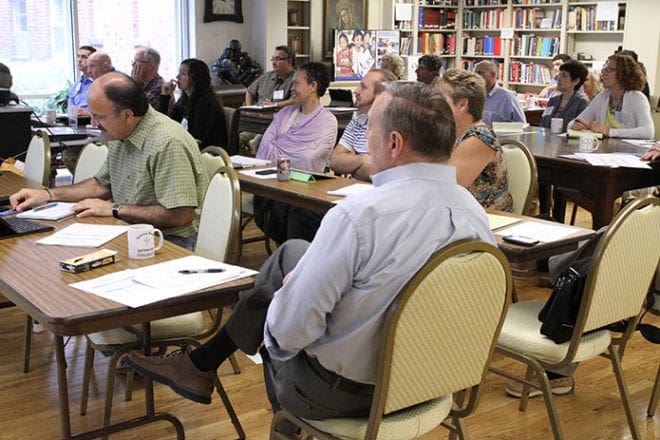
271, 240, 512, 440
79, 167, 244, 436
491, 196, 660, 440
500, 139, 537, 215
73, 142, 108, 184
200, 145, 231, 179
23, 130, 51, 186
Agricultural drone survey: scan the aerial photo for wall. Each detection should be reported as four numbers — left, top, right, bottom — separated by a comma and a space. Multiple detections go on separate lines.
623, 0, 660, 95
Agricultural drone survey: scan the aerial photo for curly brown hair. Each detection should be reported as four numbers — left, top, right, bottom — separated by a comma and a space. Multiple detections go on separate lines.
609, 53, 645, 91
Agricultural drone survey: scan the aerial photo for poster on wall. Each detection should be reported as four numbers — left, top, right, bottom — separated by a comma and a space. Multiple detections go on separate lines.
333, 29, 400, 81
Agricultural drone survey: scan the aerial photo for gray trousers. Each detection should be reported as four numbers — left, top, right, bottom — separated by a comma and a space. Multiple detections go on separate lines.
225, 239, 374, 420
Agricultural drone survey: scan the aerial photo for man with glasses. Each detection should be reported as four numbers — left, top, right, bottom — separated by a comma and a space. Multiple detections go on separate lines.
131, 47, 165, 112
10, 73, 208, 251
415, 54, 442, 87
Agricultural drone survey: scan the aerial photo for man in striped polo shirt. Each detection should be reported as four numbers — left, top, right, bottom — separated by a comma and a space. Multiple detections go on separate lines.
329, 69, 397, 181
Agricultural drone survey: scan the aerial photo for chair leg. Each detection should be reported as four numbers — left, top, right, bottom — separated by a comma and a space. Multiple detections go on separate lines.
23, 315, 32, 373
648, 363, 660, 417
124, 369, 135, 402
518, 365, 534, 412
80, 343, 95, 415
228, 353, 241, 375
608, 345, 641, 439
215, 376, 246, 439
102, 350, 127, 430
569, 203, 578, 225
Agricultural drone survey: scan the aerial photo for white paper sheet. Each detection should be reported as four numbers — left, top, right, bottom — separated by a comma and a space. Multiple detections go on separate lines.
496, 221, 581, 243
621, 139, 657, 149
487, 214, 521, 231
327, 183, 374, 197
230, 155, 271, 169
239, 167, 278, 179
595, 2, 618, 21
394, 3, 413, 21
16, 202, 77, 221
239, 104, 278, 111
573, 153, 651, 169
37, 223, 129, 247
70, 255, 258, 308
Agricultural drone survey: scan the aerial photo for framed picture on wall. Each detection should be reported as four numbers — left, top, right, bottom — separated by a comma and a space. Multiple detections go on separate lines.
204, 0, 244, 23
323, 0, 367, 58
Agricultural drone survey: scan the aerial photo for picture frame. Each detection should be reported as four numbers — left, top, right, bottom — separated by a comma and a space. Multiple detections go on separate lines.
323, 0, 367, 58
203, 0, 244, 23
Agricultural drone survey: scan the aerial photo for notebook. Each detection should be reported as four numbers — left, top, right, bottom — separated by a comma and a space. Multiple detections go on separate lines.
0, 216, 54, 240
16, 202, 77, 221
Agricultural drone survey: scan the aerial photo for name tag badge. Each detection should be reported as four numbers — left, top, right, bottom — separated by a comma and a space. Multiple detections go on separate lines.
614, 111, 625, 124
273, 90, 284, 101
542, 106, 555, 117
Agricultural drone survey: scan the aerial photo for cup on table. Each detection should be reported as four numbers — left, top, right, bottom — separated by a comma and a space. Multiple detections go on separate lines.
45, 109, 56, 124
127, 224, 163, 259
578, 135, 600, 153
550, 118, 563, 134
67, 105, 78, 128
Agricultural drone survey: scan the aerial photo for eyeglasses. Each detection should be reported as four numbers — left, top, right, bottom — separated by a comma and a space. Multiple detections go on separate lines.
131, 59, 148, 66
270, 56, 289, 62
601, 66, 616, 74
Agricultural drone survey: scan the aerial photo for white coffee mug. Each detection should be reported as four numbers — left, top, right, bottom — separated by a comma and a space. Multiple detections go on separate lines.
46, 109, 56, 124
550, 118, 563, 134
127, 224, 163, 259
578, 135, 600, 153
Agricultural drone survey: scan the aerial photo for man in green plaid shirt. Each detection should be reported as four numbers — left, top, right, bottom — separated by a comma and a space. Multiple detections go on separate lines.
10, 73, 208, 250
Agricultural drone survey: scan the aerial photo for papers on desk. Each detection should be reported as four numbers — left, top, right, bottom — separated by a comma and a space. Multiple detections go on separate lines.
574, 153, 651, 169
567, 129, 603, 139
70, 255, 258, 308
495, 221, 580, 243
16, 202, 77, 221
492, 122, 528, 135
327, 183, 374, 197
240, 104, 278, 111
621, 139, 657, 149
230, 155, 270, 169
37, 223, 129, 247
239, 167, 278, 179
487, 213, 521, 231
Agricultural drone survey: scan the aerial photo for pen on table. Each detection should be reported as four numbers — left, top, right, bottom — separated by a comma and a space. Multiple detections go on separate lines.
32, 202, 58, 212
178, 268, 225, 274
0, 208, 17, 217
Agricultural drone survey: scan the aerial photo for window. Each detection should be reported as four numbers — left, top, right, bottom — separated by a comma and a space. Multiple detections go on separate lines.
0, 0, 190, 111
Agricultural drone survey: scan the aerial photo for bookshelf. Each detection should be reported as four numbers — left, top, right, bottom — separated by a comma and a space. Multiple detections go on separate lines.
565, 1, 626, 66
461, 0, 508, 76
287, 0, 312, 60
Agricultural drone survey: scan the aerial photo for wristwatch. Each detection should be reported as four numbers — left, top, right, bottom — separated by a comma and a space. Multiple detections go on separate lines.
112, 203, 122, 219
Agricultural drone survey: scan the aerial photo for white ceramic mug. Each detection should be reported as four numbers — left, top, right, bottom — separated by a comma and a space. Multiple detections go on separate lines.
127, 224, 163, 259
550, 118, 563, 134
46, 109, 56, 124
578, 135, 600, 153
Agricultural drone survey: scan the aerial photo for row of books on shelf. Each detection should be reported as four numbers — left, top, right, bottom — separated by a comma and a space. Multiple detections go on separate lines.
511, 35, 559, 57
418, 0, 458, 6
463, 35, 502, 56
512, 6, 561, 29
418, 33, 458, 55
463, 8, 506, 29
509, 61, 552, 84
512, 0, 560, 5
464, 0, 506, 6
418, 7, 457, 29
567, 6, 625, 32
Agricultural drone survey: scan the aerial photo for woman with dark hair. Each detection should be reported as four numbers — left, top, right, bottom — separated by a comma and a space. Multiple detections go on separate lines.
569, 53, 653, 139
161, 58, 227, 149
540, 60, 590, 133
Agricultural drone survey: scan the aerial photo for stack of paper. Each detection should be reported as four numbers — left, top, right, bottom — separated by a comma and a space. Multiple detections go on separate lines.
573, 153, 651, 169
37, 223, 129, 247
230, 155, 271, 169
16, 202, 77, 221
327, 183, 374, 197
495, 221, 579, 243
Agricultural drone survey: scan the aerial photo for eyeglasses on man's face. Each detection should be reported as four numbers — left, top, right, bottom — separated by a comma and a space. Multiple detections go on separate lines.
131, 59, 148, 66
271, 56, 289, 62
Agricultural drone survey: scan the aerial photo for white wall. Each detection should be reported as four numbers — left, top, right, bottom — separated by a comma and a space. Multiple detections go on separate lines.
623, 0, 660, 95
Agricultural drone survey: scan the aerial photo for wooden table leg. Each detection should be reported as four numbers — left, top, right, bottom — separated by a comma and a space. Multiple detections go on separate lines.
55, 336, 72, 439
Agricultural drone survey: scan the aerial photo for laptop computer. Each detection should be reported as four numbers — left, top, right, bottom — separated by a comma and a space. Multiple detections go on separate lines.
328, 89, 354, 107
0, 216, 54, 240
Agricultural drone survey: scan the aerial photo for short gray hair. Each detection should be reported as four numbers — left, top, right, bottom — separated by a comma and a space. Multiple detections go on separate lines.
380, 82, 455, 160
141, 47, 161, 66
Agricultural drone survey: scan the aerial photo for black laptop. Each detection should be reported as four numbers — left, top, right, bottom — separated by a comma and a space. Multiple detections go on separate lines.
0, 216, 54, 240
328, 89, 354, 107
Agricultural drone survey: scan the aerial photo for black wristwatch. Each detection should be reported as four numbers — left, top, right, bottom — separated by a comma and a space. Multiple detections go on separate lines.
112, 203, 122, 219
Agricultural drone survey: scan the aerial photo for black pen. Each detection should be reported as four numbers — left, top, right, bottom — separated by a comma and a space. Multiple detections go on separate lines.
178, 268, 225, 274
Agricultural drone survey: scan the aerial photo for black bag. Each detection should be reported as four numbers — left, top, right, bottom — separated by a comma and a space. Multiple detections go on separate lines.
538, 258, 591, 343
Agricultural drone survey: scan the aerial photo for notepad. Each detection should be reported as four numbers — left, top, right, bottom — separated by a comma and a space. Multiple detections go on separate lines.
37, 223, 129, 247
16, 202, 77, 221
487, 214, 521, 231
567, 129, 603, 139
230, 155, 270, 169
492, 122, 526, 134
327, 183, 374, 197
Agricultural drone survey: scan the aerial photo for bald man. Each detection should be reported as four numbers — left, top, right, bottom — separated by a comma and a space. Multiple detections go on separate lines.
474, 61, 526, 127
86, 51, 115, 80
10, 73, 208, 250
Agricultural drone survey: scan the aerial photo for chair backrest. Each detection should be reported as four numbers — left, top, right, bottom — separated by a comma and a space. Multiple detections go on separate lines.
195, 166, 241, 264
23, 130, 51, 186
576, 197, 660, 337
199, 146, 231, 181
73, 142, 108, 184
500, 139, 538, 215
223, 106, 239, 155
366, 240, 512, 437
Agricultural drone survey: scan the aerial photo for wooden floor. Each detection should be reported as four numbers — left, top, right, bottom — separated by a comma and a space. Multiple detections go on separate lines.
0, 205, 658, 439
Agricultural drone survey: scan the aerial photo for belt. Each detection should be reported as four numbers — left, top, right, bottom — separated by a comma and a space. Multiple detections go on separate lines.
304, 353, 374, 396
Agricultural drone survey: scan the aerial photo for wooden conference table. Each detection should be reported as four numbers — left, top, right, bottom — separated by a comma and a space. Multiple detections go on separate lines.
0, 171, 253, 439
237, 169, 595, 264
238, 106, 354, 137
500, 128, 660, 229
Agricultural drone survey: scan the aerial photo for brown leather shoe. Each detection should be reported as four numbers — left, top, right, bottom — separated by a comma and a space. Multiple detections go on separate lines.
126, 349, 216, 404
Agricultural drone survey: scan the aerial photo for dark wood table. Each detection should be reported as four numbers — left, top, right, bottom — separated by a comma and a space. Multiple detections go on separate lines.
499, 128, 660, 229
237, 168, 595, 264
0, 171, 253, 439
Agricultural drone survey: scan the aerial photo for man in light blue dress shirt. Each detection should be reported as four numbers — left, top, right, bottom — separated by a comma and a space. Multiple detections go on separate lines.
68, 45, 96, 113
127, 83, 495, 419
475, 61, 527, 127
